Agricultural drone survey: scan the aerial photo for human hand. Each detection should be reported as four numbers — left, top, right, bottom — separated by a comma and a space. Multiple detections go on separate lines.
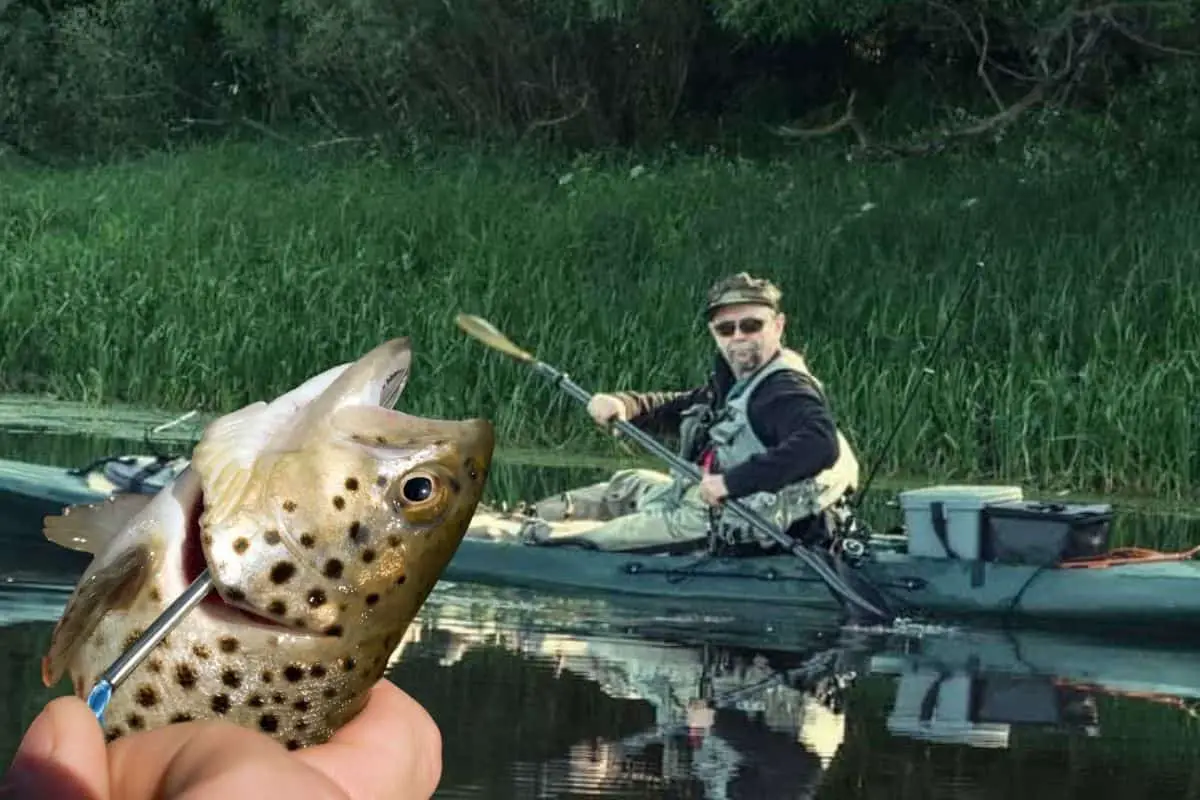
1, 679, 441, 800
698, 474, 728, 507
586, 394, 627, 427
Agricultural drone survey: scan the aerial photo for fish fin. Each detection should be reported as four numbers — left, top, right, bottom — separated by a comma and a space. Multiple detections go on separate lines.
42, 494, 154, 554
192, 363, 353, 523
41, 545, 153, 687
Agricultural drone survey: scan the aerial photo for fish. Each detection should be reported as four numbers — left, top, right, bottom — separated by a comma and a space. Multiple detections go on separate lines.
39, 337, 495, 749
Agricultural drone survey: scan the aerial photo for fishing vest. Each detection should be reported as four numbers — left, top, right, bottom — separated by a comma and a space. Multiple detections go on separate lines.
678, 349, 860, 549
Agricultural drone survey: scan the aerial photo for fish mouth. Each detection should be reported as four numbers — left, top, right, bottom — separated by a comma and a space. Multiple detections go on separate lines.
181, 491, 315, 634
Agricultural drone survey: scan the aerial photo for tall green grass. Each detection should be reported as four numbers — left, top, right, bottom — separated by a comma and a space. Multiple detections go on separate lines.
1, 142, 1197, 500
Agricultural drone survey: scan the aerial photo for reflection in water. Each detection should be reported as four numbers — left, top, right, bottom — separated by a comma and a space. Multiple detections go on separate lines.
5, 582, 1200, 798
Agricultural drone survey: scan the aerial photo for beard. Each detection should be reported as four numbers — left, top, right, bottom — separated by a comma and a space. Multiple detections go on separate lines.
724, 341, 764, 376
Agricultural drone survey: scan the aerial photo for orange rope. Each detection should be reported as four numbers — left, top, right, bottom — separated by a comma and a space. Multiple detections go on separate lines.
1057, 544, 1200, 570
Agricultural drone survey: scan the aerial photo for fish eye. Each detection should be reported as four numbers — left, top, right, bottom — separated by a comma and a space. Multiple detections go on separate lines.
388, 468, 448, 522
402, 476, 434, 503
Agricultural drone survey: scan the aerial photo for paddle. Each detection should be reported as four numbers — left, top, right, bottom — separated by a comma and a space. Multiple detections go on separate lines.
455, 313, 897, 624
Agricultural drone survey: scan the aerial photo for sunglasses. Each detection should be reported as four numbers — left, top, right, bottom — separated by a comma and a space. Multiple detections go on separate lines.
712, 317, 768, 337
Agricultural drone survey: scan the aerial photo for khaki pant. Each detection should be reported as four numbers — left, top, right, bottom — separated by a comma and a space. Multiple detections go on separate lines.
520, 468, 716, 552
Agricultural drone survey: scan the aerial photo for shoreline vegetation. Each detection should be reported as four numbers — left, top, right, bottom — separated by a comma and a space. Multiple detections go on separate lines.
3, 141, 1198, 503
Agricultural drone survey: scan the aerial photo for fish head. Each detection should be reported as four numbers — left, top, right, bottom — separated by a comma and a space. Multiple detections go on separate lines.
191, 337, 495, 638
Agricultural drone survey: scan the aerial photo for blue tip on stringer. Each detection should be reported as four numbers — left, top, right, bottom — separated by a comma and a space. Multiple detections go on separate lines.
87, 681, 113, 726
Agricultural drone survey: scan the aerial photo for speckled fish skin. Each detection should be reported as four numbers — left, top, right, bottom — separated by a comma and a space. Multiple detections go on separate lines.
40, 337, 494, 749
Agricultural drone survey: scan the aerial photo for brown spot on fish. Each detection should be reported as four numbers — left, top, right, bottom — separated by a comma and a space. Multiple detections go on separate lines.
148, 658, 162, 673
105, 729, 123, 743
169, 713, 193, 724
136, 686, 159, 707
212, 694, 232, 714
270, 562, 296, 584
264, 529, 281, 546
226, 587, 246, 603
202, 532, 213, 547
387, 535, 401, 548
307, 588, 327, 608
296, 720, 309, 731
348, 521, 365, 544
323, 559, 343, 580
268, 600, 287, 616
233, 538, 249, 554
272, 692, 285, 704
176, 664, 198, 689
323, 687, 337, 699
123, 629, 144, 651
127, 713, 145, 730
345, 477, 359, 492
149, 586, 162, 603
259, 714, 279, 733
365, 593, 379, 606
192, 644, 210, 660
375, 436, 387, 445
284, 665, 304, 683
218, 636, 239, 654
396, 574, 407, 585
361, 549, 376, 564
333, 496, 346, 511
376, 475, 387, 488
248, 694, 265, 708
341, 657, 356, 672
286, 739, 301, 751
222, 669, 242, 689
299, 533, 315, 548
261, 670, 274, 683
293, 699, 310, 712
310, 664, 327, 678
282, 500, 297, 513
324, 625, 344, 637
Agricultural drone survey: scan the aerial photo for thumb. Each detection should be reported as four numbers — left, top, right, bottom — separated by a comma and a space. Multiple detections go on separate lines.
1, 695, 110, 800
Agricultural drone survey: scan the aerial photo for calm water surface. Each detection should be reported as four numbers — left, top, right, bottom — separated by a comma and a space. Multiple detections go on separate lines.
4, 429, 1200, 798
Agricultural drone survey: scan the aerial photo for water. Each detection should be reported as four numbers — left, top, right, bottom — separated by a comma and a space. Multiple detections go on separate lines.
5, 425, 1200, 797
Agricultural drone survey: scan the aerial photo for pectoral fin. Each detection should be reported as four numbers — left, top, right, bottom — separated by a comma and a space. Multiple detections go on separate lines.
43, 494, 154, 554
41, 545, 154, 687
192, 364, 354, 527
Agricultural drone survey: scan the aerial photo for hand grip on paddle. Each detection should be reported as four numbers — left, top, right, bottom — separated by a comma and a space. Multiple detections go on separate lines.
587, 394, 627, 429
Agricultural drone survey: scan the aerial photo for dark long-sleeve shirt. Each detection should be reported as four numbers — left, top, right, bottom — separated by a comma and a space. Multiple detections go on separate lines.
612, 353, 841, 499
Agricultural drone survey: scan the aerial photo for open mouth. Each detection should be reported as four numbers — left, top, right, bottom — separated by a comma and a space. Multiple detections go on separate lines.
180, 492, 306, 631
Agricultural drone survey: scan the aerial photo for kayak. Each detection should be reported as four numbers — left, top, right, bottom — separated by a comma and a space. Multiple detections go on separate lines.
4, 455, 1200, 640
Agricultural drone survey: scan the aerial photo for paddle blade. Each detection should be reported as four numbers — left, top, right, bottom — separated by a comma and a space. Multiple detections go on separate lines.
455, 313, 534, 363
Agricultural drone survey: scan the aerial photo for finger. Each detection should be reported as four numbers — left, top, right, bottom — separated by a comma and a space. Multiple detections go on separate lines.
1, 695, 110, 800
298, 680, 442, 800
107, 721, 347, 800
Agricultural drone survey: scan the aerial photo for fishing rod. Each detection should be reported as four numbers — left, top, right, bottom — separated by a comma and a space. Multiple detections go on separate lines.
455, 313, 896, 623
853, 260, 985, 510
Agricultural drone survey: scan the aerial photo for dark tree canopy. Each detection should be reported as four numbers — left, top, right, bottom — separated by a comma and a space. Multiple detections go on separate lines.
1, 0, 1197, 162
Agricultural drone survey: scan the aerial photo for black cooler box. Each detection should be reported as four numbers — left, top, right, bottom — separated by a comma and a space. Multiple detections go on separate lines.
981, 501, 1113, 566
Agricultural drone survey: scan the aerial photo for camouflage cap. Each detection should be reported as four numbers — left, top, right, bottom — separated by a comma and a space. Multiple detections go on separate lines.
704, 272, 782, 319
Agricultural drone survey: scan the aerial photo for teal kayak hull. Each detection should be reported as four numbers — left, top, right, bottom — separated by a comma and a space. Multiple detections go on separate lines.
4, 457, 1200, 638
443, 532, 1200, 633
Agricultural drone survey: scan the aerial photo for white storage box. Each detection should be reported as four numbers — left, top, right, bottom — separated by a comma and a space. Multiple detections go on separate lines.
899, 485, 1024, 559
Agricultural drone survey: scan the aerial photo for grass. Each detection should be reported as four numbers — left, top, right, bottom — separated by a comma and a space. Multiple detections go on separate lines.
1, 140, 1197, 502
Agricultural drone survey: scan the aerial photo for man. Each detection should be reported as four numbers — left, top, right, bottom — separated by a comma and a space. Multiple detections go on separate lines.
518, 272, 860, 555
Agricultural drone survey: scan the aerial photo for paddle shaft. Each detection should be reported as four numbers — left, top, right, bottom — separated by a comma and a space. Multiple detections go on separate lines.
526, 360, 893, 621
